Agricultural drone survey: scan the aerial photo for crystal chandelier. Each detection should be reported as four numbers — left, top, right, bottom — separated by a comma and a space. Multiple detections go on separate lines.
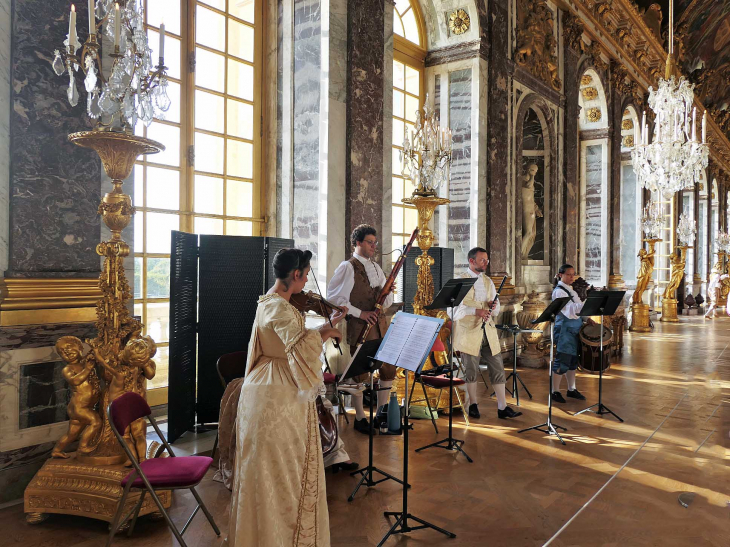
641, 200, 663, 240
631, 0, 708, 198
51, 1, 170, 130
400, 94, 453, 196
676, 213, 696, 246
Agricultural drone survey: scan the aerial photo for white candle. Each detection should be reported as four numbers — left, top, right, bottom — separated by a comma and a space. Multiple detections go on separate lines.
88, 0, 94, 34
114, 3, 120, 48
702, 110, 707, 143
69, 5, 77, 49
159, 22, 165, 63
692, 107, 697, 142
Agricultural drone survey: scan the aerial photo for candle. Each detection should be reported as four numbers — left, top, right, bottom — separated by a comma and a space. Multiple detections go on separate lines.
114, 3, 120, 49
159, 22, 165, 63
69, 5, 77, 50
692, 107, 697, 142
702, 110, 707, 143
88, 0, 94, 34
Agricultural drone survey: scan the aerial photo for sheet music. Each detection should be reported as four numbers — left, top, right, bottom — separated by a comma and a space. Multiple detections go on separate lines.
375, 312, 443, 372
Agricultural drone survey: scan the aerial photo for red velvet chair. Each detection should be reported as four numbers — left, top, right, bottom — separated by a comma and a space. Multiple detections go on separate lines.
106, 392, 220, 547
408, 338, 469, 433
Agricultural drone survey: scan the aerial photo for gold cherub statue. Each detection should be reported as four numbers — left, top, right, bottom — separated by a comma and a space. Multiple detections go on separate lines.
51, 337, 102, 458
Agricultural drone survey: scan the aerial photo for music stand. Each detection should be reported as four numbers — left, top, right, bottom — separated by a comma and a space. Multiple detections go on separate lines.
375, 313, 456, 546
495, 324, 540, 405
574, 290, 625, 423
343, 339, 407, 502
415, 277, 478, 462
518, 297, 571, 445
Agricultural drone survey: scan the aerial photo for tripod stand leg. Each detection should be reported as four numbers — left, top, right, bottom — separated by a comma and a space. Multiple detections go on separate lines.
516, 373, 533, 399
596, 404, 624, 422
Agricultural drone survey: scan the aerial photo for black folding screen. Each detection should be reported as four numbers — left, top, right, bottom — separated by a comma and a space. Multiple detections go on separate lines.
397, 247, 455, 313
168, 232, 293, 442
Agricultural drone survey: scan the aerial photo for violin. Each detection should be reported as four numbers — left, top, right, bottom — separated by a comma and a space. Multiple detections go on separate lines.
290, 291, 345, 354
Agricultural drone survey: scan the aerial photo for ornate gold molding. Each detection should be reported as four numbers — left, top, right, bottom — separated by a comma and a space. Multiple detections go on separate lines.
621, 118, 634, 130
563, 11, 585, 53
580, 74, 593, 86
515, 0, 562, 91
581, 87, 598, 100
622, 135, 635, 148
586, 107, 602, 122
447, 9, 470, 35
0, 278, 102, 326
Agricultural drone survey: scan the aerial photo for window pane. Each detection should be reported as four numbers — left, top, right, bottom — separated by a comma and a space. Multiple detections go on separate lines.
393, 61, 405, 90
146, 123, 180, 167
134, 257, 142, 299
134, 303, 143, 321
134, 164, 143, 207
392, 176, 404, 203
393, 89, 404, 119
393, 118, 404, 146
227, 59, 254, 101
227, 99, 254, 140
147, 258, 170, 298
401, 8, 420, 45
392, 236, 404, 254
147, 346, 169, 390
405, 94, 419, 123
194, 175, 224, 214
195, 90, 225, 133
394, 0, 411, 14
195, 132, 225, 174
147, 30, 181, 80
196, 5, 226, 51
230, 0, 255, 23
147, 0, 181, 35
146, 212, 179, 254
229, 19, 254, 62
135, 213, 144, 253
227, 140, 253, 179
196, 49, 226, 92
147, 167, 180, 210
392, 207, 404, 233
394, 14, 405, 37
199, 0, 225, 9
405, 65, 420, 95
227, 179, 254, 217
146, 302, 170, 343
195, 216, 224, 235
226, 220, 253, 236
392, 149, 402, 174
404, 207, 419, 232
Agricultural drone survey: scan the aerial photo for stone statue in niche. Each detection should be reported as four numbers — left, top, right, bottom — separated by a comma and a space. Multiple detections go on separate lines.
51, 337, 101, 459
515, 0, 562, 91
521, 163, 543, 259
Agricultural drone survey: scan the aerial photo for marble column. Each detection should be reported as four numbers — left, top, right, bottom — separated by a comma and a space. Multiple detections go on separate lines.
562, 37, 580, 268
0, 0, 9, 277
6, 0, 100, 278
693, 181, 701, 288
608, 91, 623, 288
345, 0, 386, 261
485, 0, 512, 286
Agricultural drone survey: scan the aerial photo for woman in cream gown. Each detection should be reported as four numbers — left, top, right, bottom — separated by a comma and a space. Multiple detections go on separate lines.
225, 248, 345, 547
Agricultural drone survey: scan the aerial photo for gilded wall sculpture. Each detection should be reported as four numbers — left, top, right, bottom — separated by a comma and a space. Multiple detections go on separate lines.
515, 0, 562, 91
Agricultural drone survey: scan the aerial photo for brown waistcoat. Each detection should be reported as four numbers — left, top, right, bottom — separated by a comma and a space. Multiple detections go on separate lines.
346, 257, 389, 346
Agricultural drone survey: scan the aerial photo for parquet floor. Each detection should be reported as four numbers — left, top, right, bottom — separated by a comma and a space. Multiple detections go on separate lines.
2, 317, 727, 546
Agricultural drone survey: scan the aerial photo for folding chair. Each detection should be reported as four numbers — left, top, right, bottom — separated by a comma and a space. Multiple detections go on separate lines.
106, 392, 220, 547
212, 351, 248, 461
323, 372, 351, 424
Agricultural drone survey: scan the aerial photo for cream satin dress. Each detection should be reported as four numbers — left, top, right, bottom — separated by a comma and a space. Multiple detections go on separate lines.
225, 294, 329, 547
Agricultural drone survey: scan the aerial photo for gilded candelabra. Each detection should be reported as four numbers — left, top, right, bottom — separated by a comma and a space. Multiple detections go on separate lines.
24, 131, 170, 525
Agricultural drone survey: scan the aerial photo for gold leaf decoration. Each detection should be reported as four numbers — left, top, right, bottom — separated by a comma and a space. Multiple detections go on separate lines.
448, 9, 470, 35
622, 118, 634, 130
622, 135, 635, 148
515, 0, 562, 91
581, 87, 598, 100
586, 107, 602, 122
581, 74, 593, 86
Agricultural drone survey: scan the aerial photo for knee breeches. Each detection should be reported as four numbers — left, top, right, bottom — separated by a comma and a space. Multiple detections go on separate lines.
460, 345, 505, 385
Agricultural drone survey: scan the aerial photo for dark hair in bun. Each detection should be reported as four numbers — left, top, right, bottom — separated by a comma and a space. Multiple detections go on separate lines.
553, 263, 574, 287
272, 248, 312, 284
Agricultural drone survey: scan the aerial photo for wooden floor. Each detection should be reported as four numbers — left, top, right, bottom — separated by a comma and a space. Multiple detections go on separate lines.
2, 317, 728, 546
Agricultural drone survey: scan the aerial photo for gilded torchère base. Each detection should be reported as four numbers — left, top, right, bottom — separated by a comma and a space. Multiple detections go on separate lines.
629, 303, 651, 332
660, 298, 679, 322
24, 455, 171, 524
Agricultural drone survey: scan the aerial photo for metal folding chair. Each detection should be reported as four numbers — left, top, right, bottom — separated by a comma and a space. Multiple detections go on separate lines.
106, 392, 220, 547
212, 351, 248, 462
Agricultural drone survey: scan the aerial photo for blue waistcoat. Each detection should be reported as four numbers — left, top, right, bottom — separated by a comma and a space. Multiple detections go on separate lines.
553, 286, 583, 356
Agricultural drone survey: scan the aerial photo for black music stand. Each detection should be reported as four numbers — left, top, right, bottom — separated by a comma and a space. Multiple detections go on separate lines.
574, 291, 625, 423
495, 324, 540, 405
415, 277, 477, 462
344, 339, 407, 502
518, 297, 571, 445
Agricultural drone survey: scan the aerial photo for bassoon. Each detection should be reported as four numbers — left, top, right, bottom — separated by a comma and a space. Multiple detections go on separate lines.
354, 227, 419, 346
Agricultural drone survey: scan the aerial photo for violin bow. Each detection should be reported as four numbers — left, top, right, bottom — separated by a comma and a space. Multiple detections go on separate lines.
312, 271, 343, 355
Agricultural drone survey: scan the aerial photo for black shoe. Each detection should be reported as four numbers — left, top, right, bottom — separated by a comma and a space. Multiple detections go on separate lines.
354, 418, 371, 435
567, 389, 586, 400
468, 404, 480, 418
331, 461, 359, 474
552, 391, 566, 403
498, 406, 523, 419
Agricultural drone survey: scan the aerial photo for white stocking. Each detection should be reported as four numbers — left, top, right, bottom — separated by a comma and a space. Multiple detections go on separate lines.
466, 381, 478, 406
566, 369, 577, 391
377, 380, 393, 409
494, 383, 507, 410
352, 392, 367, 421
552, 373, 564, 393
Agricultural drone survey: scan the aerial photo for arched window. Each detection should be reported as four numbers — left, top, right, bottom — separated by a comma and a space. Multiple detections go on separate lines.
392, 1, 426, 251
619, 107, 641, 286
134, 0, 264, 404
